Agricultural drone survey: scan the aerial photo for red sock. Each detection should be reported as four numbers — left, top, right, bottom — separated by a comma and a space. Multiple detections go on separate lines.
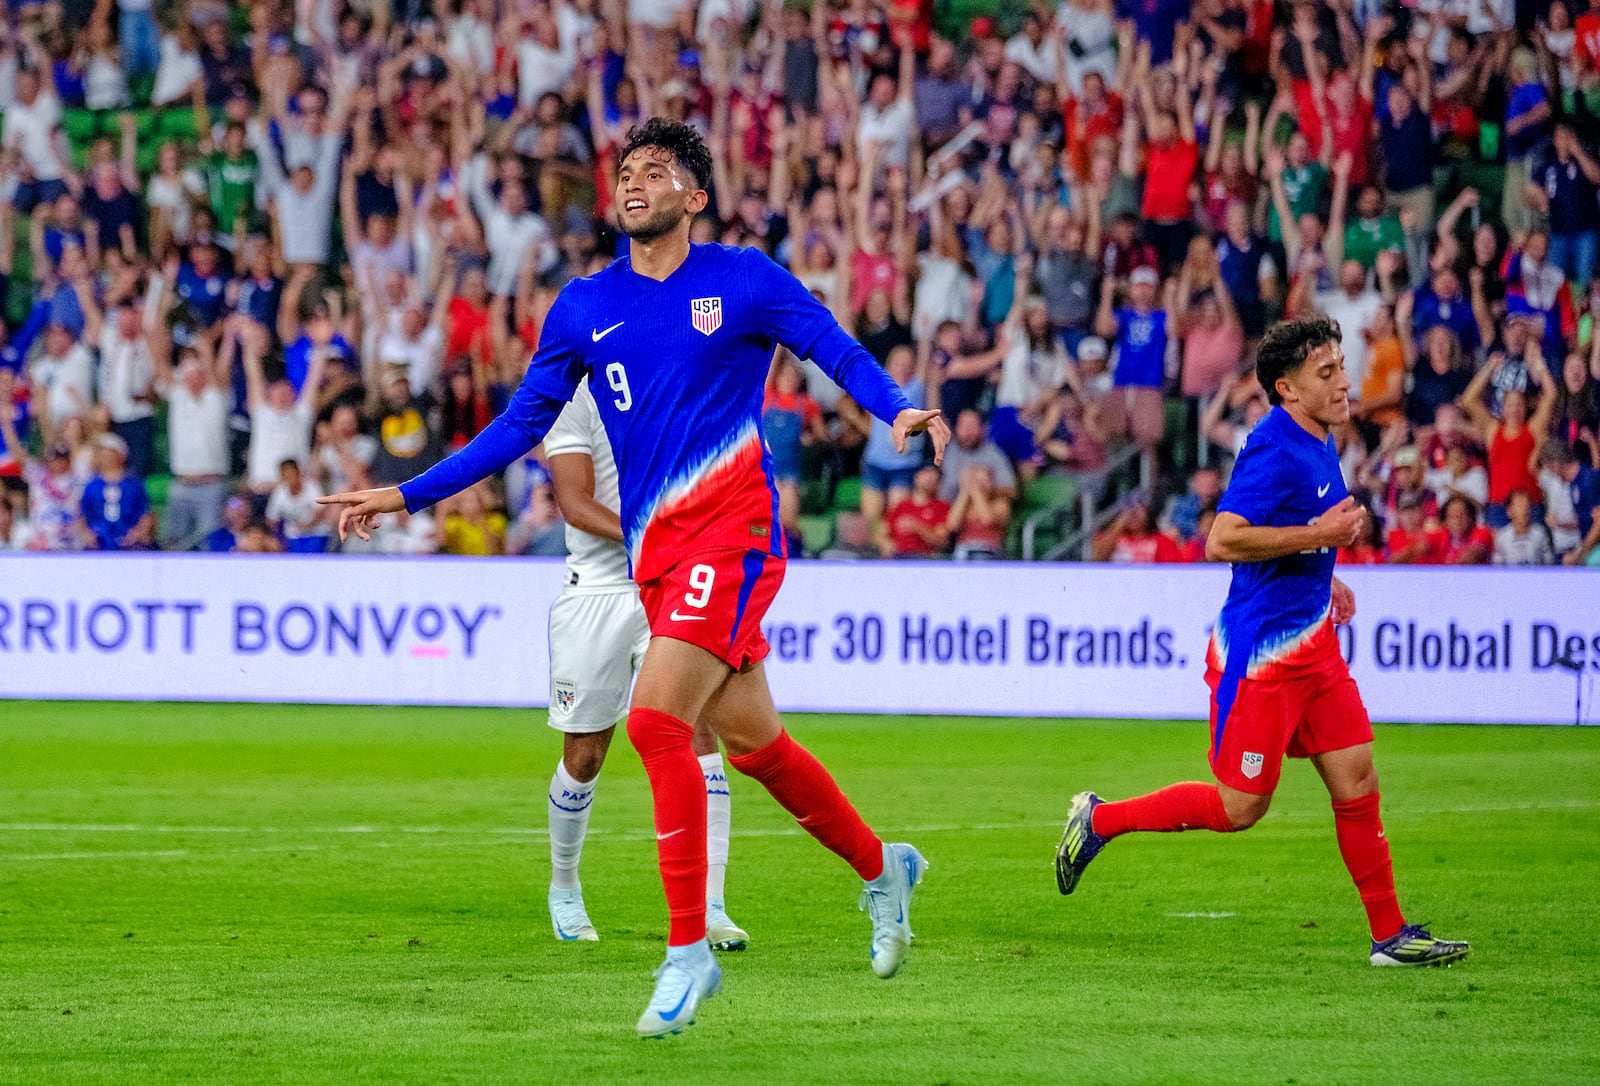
1090, 782, 1235, 838
1332, 791, 1405, 942
626, 707, 706, 946
729, 729, 884, 880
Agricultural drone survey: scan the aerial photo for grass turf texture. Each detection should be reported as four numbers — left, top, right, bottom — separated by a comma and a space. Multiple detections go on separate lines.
0, 704, 1596, 1085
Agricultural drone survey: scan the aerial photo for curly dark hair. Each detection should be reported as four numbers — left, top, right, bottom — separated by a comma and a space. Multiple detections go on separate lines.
1255, 315, 1342, 406
617, 118, 714, 193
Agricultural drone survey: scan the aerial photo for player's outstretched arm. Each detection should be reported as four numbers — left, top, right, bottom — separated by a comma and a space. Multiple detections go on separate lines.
1206, 499, 1366, 563
751, 250, 951, 463
319, 296, 587, 540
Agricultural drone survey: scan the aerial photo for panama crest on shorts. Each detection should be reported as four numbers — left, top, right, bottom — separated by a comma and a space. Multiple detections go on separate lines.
1241, 751, 1265, 779
553, 679, 578, 716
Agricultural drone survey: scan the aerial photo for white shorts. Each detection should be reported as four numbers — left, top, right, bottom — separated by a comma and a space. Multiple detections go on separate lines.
547, 585, 651, 734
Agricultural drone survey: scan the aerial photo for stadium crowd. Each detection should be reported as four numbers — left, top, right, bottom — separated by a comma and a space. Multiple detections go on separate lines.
0, 0, 1597, 566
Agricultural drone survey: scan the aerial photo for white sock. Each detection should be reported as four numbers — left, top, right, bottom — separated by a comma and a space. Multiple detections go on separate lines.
548, 760, 596, 891
701, 752, 730, 903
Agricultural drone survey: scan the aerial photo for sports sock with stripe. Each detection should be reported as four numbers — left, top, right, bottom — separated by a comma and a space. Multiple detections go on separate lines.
1091, 782, 1236, 837
728, 728, 883, 881
548, 760, 595, 891
700, 752, 731, 903
1332, 791, 1405, 942
627, 707, 707, 946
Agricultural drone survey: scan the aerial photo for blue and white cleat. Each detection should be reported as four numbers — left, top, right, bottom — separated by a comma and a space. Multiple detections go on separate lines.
706, 899, 749, 952
1370, 924, 1470, 967
859, 842, 927, 979
1055, 791, 1107, 895
637, 940, 722, 1039
548, 886, 598, 942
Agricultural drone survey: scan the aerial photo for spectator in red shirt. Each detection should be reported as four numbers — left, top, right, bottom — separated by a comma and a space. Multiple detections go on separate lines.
1386, 491, 1448, 564
1132, 47, 1199, 270
1091, 492, 1182, 563
947, 465, 1011, 560
444, 267, 493, 369
1180, 503, 1217, 562
1338, 506, 1387, 565
884, 465, 951, 558
1438, 495, 1494, 565
1062, 71, 1124, 182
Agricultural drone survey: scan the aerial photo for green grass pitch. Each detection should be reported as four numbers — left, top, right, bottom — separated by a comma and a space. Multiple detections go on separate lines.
1, 702, 1596, 1084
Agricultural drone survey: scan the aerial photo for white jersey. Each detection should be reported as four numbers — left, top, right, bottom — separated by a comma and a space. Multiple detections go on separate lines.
543, 379, 631, 588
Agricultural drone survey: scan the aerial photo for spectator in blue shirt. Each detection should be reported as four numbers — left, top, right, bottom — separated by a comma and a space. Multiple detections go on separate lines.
1096, 264, 1170, 452
1503, 48, 1552, 236
1404, 263, 1482, 355
79, 434, 156, 551
1379, 70, 1435, 286
1529, 123, 1600, 289
205, 496, 253, 552
1542, 439, 1600, 565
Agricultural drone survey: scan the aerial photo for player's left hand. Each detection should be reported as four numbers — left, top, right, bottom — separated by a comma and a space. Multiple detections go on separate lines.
1330, 576, 1356, 625
894, 408, 951, 465
317, 486, 407, 542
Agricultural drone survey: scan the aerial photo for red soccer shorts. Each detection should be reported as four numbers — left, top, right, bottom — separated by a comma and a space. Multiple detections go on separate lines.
639, 547, 785, 670
1206, 664, 1373, 795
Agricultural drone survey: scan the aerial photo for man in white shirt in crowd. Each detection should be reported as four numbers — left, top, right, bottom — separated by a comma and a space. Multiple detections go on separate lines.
465, 153, 556, 296
856, 41, 917, 170
516, 6, 576, 107
266, 458, 332, 553
237, 316, 326, 504
4, 65, 72, 217
313, 403, 377, 496
90, 300, 158, 478
1314, 256, 1391, 411
157, 342, 231, 551
27, 321, 93, 444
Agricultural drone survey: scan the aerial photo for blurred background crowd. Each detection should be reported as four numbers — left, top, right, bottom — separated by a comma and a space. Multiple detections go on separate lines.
0, 0, 1597, 566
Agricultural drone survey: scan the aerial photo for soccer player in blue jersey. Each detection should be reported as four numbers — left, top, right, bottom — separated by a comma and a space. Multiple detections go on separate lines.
1055, 316, 1470, 968
320, 119, 949, 1036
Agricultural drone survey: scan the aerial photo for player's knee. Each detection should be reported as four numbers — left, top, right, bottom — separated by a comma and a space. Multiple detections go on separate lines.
563, 743, 607, 782
1225, 793, 1272, 831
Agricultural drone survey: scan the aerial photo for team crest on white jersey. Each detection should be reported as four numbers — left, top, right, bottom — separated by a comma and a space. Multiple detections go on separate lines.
1241, 751, 1264, 779
553, 678, 578, 715
690, 296, 723, 335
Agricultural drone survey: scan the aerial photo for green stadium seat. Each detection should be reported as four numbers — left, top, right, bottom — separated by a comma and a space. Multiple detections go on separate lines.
158, 109, 201, 143
796, 512, 836, 557
834, 475, 862, 512
144, 473, 171, 519
1020, 473, 1076, 515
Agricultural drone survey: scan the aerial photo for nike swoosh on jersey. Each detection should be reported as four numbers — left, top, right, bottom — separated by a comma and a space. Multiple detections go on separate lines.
591, 321, 625, 342
1318, 483, 1331, 497
657, 828, 686, 841
669, 610, 708, 622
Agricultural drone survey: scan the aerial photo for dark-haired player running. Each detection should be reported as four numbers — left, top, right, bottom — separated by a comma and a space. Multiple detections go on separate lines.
1055, 316, 1469, 968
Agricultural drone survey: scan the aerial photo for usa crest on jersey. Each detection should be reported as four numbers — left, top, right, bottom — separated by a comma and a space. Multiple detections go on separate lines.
690, 296, 722, 335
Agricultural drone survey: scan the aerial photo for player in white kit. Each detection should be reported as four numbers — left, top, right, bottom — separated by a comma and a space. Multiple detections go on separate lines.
542, 379, 748, 949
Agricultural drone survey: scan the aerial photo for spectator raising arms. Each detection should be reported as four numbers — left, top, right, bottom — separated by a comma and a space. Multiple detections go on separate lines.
0, 0, 1587, 568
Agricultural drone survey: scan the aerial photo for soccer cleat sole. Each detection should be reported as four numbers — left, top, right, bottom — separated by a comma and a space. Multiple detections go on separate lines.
709, 934, 748, 952
1054, 792, 1100, 896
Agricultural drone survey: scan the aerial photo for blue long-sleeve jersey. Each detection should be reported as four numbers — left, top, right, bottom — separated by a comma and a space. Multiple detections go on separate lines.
399, 243, 914, 579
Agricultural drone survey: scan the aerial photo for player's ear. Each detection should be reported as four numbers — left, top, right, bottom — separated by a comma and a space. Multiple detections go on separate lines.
686, 188, 709, 215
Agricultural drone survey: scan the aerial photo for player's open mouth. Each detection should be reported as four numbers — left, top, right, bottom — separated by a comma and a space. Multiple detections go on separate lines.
625, 199, 648, 212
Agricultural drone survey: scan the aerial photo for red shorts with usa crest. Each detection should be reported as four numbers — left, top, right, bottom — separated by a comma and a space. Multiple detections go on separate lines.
1205, 663, 1373, 795
638, 547, 786, 671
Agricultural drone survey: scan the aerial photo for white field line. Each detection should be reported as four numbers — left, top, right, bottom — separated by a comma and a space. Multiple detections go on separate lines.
1, 796, 1595, 840
2, 798, 1598, 863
